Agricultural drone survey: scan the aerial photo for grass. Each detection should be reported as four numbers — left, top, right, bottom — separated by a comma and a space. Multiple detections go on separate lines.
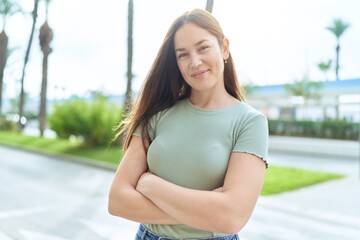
261, 165, 343, 195
64, 146, 123, 165
0, 131, 122, 166
0, 130, 344, 195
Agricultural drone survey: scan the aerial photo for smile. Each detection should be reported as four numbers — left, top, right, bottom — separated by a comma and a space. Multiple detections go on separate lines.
191, 69, 210, 78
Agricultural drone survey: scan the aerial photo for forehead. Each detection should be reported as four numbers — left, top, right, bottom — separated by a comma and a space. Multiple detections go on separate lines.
174, 23, 217, 49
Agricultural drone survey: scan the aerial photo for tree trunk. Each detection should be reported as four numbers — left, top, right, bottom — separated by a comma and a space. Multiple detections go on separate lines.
124, 0, 133, 115
18, 0, 39, 131
39, 54, 49, 136
0, 30, 8, 116
335, 43, 340, 81
206, 0, 214, 13
39, 21, 53, 137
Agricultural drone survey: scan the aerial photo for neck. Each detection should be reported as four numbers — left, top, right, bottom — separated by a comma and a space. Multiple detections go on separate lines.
189, 89, 238, 109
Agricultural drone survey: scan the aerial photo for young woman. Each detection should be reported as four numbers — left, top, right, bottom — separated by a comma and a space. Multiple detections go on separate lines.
108, 8, 268, 240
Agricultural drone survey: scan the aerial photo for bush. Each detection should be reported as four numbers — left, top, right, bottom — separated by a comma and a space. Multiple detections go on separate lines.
48, 97, 124, 146
268, 118, 359, 140
0, 116, 18, 131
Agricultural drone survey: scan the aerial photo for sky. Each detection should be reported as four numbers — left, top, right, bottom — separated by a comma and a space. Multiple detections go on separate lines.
3, 0, 360, 100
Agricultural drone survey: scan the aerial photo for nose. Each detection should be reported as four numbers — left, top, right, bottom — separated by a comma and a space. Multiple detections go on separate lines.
190, 53, 202, 68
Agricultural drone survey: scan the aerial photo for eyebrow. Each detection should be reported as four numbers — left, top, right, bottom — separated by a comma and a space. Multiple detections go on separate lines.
175, 39, 209, 52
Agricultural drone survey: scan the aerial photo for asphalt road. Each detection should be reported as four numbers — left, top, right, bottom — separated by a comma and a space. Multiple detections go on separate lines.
0, 145, 137, 240
1, 144, 359, 240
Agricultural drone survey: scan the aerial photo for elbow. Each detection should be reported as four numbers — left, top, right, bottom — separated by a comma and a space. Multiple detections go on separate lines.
218, 219, 246, 234
215, 207, 250, 234
108, 196, 118, 216
225, 220, 246, 234
108, 199, 116, 216
108, 192, 125, 217
215, 199, 254, 233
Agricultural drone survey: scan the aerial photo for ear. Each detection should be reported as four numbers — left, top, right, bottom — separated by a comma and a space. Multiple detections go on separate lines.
222, 37, 230, 60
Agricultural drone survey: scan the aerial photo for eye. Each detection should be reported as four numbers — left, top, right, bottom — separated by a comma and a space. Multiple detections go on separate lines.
177, 53, 188, 59
199, 45, 209, 52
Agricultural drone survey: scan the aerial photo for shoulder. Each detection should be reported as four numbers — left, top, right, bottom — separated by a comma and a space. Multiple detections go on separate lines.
233, 102, 267, 123
231, 102, 269, 143
149, 99, 187, 124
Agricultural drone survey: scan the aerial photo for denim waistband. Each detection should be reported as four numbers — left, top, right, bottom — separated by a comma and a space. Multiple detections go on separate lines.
136, 224, 239, 240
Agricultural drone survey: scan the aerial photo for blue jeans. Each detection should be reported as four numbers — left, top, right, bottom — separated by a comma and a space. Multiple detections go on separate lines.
135, 224, 240, 240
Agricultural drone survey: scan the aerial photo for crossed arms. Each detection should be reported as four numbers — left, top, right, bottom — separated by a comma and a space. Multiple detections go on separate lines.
108, 136, 266, 234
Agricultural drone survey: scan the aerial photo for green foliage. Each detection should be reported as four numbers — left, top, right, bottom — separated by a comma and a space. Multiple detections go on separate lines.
0, 0, 22, 30
268, 118, 359, 140
242, 83, 259, 97
321, 118, 359, 140
284, 75, 323, 100
64, 147, 122, 165
326, 19, 350, 39
318, 59, 332, 72
0, 115, 17, 131
326, 18, 350, 81
262, 166, 343, 195
0, 130, 121, 165
0, 130, 81, 152
48, 97, 124, 147
318, 59, 332, 80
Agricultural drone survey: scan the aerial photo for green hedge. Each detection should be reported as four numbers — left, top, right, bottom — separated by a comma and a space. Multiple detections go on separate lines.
0, 116, 18, 131
268, 119, 359, 140
48, 97, 124, 147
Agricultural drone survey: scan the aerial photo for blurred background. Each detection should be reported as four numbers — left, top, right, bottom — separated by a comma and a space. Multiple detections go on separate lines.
0, 0, 359, 140
0, 1, 359, 239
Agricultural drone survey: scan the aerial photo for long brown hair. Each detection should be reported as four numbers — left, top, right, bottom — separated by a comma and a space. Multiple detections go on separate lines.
118, 8, 244, 150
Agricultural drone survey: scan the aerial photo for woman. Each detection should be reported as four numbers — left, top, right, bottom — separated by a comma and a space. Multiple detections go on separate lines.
108, 8, 268, 240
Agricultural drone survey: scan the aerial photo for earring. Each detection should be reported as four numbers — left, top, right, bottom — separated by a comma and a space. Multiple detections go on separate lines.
224, 58, 228, 64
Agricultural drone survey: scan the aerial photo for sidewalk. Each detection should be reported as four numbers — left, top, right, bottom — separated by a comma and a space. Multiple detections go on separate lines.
240, 136, 360, 240
241, 175, 360, 240
269, 135, 359, 159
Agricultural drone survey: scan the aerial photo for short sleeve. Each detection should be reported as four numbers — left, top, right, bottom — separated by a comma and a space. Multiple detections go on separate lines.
132, 125, 142, 137
233, 113, 269, 167
131, 111, 164, 140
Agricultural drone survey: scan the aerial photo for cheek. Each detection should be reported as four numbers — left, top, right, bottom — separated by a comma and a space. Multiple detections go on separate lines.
216, 51, 226, 69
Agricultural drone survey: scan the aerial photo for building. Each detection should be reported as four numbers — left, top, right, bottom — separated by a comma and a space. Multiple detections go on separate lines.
246, 78, 360, 122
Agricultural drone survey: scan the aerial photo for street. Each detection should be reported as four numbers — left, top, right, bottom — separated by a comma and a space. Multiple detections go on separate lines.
0, 145, 137, 240
0, 144, 359, 240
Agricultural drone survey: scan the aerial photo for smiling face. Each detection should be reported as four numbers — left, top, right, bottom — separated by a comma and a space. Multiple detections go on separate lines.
174, 23, 229, 96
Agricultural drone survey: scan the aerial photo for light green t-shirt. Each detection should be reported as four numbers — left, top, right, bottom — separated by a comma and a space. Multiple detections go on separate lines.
134, 98, 268, 238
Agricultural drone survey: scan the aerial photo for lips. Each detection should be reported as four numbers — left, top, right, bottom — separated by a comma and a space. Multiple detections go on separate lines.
191, 69, 210, 78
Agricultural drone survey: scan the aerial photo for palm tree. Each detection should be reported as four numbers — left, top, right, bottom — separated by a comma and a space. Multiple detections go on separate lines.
284, 75, 323, 101
38, 0, 53, 137
124, 0, 133, 115
0, 30, 8, 116
326, 19, 350, 81
0, 0, 21, 116
284, 74, 323, 119
18, 0, 39, 131
206, 0, 214, 13
317, 59, 332, 81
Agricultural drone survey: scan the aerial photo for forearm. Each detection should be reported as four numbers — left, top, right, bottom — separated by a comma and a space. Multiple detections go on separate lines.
137, 174, 246, 233
108, 135, 180, 225
108, 183, 180, 224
